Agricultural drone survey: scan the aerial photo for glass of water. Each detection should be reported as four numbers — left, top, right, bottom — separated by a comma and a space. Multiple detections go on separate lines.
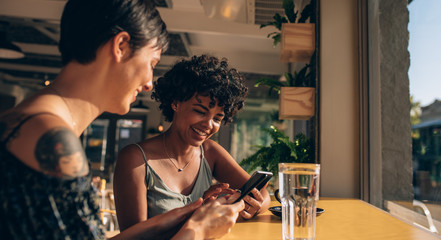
279, 163, 320, 240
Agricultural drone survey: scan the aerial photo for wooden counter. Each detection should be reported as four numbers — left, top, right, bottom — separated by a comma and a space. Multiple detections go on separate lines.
219, 199, 441, 240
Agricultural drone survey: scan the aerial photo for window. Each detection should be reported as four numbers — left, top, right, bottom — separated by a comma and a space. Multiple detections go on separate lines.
408, 0, 441, 234
366, 0, 441, 235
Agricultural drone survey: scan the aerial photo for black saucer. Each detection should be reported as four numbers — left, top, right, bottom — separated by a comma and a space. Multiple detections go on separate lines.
268, 206, 325, 218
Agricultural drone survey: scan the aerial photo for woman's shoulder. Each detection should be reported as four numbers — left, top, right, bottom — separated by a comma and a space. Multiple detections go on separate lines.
139, 135, 164, 155
202, 139, 231, 164
202, 139, 225, 153
3, 109, 87, 179
2, 108, 72, 145
117, 135, 162, 163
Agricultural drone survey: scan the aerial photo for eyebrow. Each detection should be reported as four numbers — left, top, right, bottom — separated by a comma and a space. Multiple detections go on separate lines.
193, 103, 225, 117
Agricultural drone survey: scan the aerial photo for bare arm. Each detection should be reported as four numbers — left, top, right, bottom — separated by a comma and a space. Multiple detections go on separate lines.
110, 195, 244, 240
110, 199, 203, 240
113, 144, 149, 231
35, 127, 89, 179
204, 140, 271, 219
7, 114, 89, 179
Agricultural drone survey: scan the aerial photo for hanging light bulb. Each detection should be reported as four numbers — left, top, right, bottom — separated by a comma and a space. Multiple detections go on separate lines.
43, 74, 51, 86
157, 116, 164, 132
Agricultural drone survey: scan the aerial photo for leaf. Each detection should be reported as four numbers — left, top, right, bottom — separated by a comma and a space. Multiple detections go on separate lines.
279, 137, 297, 159
266, 32, 279, 38
260, 22, 277, 29
293, 133, 314, 163
272, 34, 281, 47
255, 77, 285, 96
290, 64, 311, 87
240, 126, 315, 176
297, 64, 309, 87
255, 78, 285, 88
273, 13, 288, 30
283, 0, 297, 23
284, 72, 295, 87
298, 3, 313, 23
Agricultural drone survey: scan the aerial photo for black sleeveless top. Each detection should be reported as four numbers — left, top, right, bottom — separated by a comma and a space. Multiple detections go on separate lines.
0, 113, 105, 239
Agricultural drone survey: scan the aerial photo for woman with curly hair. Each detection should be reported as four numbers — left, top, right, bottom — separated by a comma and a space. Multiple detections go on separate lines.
0, 1, 245, 239
114, 54, 271, 230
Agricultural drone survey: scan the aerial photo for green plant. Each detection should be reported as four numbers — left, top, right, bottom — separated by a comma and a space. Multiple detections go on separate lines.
255, 63, 313, 96
260, 0, 314, 46
240, 125, 314, 176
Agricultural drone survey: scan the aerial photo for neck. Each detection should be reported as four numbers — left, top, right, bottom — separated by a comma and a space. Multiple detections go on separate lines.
48, 81, 102, 136
163, 131, 197, 161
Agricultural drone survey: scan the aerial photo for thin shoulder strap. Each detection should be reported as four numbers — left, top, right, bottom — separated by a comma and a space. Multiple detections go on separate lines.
200, 144, 205, 156
133, 143, 148, 165
133, 143, 152, 188
3, 112, 59, 143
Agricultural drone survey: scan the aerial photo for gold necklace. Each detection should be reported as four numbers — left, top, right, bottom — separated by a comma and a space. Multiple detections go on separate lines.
162, 134, 194, 172
49, 85, 77, 129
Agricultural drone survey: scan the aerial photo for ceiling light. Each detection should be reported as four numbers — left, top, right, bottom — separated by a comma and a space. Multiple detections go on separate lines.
0, 31, 24, 59
200, 0, 245, 22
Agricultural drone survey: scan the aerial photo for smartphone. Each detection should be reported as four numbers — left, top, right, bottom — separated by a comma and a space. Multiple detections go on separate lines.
234, 171, 273, 203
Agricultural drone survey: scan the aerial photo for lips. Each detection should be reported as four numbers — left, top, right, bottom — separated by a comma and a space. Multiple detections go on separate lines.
132, 91, 139, 103
191, 127, 208, 136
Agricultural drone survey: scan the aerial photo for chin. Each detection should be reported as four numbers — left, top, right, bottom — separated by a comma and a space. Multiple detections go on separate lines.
108, 106, 130, 116
119, 108, 131, 115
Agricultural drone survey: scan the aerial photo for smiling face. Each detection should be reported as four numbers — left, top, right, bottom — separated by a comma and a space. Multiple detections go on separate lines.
172, 94, 225, 146
110, 38, 162, 115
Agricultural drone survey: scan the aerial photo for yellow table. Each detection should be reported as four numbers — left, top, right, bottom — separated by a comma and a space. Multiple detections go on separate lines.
220, 199, 441, 240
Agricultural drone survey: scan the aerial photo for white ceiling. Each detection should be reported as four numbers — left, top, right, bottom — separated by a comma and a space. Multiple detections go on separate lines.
0, 0, 288, 76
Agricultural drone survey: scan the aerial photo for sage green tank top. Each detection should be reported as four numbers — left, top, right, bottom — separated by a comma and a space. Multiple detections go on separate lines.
134, 144, 213, 218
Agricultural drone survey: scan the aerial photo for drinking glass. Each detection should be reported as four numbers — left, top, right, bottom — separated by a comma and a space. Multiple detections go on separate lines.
279, 163, 320, 240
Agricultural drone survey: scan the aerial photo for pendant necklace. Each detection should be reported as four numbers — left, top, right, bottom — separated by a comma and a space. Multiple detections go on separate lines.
163, 134, 194, 172
49, 85, 77, 130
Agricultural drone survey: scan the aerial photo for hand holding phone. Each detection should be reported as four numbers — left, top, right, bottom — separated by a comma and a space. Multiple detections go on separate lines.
234, 171, 272, 203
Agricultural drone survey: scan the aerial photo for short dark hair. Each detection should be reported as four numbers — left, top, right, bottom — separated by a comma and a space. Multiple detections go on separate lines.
152, 55, 248, 124
59, 0, 168, 65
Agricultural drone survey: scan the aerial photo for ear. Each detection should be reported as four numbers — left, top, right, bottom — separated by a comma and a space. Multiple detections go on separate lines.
111, 31, 131, 62
172, 102, 179, 111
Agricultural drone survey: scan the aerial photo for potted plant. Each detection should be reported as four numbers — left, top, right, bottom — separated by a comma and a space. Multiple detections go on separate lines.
260, 0, 316, 62
255, 53, 316, 120
240, 125, 314, 190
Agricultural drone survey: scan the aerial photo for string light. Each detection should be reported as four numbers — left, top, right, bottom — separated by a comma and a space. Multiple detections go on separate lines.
43, 74, 51, 86
158, 115, 164, 132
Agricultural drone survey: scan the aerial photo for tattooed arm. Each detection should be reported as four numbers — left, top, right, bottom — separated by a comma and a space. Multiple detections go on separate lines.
4, 113, 89, 179
35, 127, 89, 179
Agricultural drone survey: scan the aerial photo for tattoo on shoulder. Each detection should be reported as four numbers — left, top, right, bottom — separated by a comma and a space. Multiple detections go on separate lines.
35, 127, 89, 179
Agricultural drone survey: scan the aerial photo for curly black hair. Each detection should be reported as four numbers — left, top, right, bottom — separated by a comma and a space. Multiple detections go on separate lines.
152, 55, 248, 124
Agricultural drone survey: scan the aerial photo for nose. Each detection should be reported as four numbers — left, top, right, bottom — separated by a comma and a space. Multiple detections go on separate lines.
201, 117, 213, 130
143, 79, 153, 92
